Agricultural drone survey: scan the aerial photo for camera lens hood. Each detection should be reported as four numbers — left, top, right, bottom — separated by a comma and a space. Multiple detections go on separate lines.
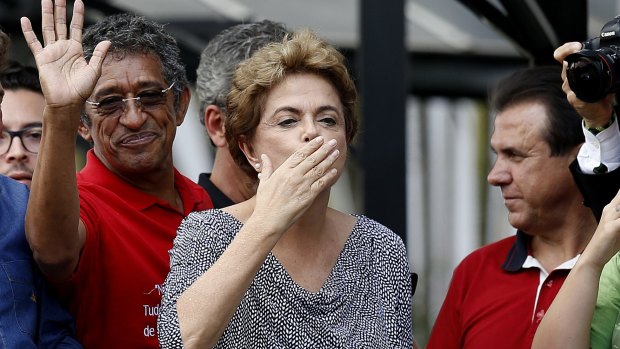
566, 50, 612, 103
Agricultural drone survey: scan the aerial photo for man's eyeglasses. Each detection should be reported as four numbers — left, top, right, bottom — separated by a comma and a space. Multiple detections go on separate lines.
85, 82, 175, 118
0, 126, 42, 155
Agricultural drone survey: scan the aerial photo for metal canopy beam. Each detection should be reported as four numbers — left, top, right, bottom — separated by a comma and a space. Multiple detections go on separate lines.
457, 0, 587, 65
359, 0, 407, 242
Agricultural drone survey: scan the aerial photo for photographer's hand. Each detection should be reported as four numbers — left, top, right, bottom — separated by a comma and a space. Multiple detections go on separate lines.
554, 41, 615, 128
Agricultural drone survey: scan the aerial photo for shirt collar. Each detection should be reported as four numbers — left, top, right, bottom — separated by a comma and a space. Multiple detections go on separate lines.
502, 230, 582, 273
197, 172, 234, 209
79, 149, 209, 213
502, 230, 531, 272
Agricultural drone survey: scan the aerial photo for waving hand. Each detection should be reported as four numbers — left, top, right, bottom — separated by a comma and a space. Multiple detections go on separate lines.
20, 0, 110, 117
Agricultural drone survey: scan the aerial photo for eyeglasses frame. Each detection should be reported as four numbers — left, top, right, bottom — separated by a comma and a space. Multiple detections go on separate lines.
85, 82, 176, 117
0, 125, 43, 155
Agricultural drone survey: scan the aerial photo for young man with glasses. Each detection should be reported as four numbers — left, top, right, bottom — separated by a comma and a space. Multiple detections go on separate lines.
20, 0, 213, 347
0, 30, 82, 348
0, 61, 43, 188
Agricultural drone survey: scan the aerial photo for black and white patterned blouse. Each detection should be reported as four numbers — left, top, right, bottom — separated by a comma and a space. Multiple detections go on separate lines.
158, 209, 413, 348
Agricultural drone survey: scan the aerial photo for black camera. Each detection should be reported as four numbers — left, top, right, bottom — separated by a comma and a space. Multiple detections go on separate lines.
566, 16, 620, 102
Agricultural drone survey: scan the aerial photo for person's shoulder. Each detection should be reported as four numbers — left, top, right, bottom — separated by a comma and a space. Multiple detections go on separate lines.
354, 214, 395, 233
352, 214, 406, 248
174, 208, 240, 254
0, 176, 29, 253
0, 175, 28, 211
0, 175, 28, 196
179, 209, 239, 239
183, 208, 236, 225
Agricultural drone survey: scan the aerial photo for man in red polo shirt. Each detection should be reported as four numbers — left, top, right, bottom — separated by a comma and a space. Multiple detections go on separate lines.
20, 0, 212, 347
426, 66, 597, 349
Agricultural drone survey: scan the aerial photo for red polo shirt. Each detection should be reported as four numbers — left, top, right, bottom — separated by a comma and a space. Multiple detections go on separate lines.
56, 150, 212, 348
426, 232, 574, 349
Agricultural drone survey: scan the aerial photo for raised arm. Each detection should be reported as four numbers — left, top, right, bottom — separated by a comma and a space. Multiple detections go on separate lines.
532, 189, 620, 349
20, 0, 110, 280
555, 42, 620, 221
159, 136, 340, 349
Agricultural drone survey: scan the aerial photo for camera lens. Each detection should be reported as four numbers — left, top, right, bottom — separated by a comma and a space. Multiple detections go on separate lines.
566, 53, 611, 103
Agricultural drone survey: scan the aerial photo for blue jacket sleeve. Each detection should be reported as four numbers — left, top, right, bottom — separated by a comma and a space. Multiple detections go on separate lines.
35, 269, 83, 349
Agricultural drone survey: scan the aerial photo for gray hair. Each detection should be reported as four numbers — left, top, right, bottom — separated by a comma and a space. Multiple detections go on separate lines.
195, 20, 288, 126
81, 14, 188, 125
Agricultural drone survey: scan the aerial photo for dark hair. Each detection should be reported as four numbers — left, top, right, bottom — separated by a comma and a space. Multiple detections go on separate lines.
490, 65, 584, 156
81, 14, 187, 125
0, 60, 41, 94
196, 20, 289, 126
0, 29, 9, 71
226, 29, 359, 177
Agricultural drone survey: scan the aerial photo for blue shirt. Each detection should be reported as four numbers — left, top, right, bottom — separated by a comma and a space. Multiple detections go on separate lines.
0, 175, 81, 348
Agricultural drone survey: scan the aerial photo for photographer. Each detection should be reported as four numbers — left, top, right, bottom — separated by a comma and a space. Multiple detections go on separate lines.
558, 17, 620, 221
531, 20, 620, 349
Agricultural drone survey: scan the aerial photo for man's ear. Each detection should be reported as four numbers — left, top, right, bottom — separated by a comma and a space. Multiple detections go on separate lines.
78, 120, 92, 143
174, 86, 191, 126
238, 135, 260, 170
204, 105, 227, 147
